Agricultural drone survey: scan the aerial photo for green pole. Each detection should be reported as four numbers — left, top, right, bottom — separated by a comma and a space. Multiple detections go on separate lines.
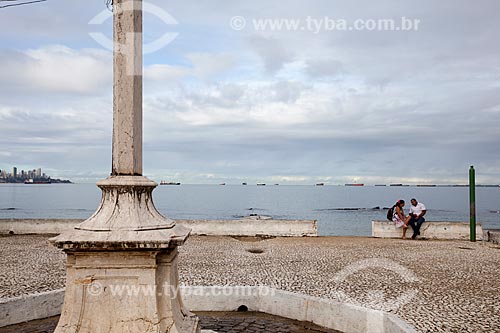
469, 166, 476, 242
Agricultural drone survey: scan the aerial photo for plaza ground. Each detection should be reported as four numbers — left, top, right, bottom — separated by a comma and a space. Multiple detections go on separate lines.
1, 235, 499, 332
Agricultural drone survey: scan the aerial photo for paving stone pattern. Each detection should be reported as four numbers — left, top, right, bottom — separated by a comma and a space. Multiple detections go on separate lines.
1, 234, 500, 332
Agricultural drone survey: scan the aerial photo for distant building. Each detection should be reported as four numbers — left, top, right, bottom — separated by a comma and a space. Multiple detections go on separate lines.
1, 166, 70, 183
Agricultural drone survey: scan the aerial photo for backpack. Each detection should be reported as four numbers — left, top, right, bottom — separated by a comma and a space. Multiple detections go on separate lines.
387, 205, 395, 221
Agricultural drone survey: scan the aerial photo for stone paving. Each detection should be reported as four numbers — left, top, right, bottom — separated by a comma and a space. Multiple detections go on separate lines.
0, 235, 65, 298
1, 234, 500, 332
0, 313, 339, 333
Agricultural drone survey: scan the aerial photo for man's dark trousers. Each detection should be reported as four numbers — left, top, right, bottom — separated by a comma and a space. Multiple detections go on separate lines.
409, 216, 425, 238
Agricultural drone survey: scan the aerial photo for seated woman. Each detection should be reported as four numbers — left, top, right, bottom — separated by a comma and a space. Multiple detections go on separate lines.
393, 200, 411, 239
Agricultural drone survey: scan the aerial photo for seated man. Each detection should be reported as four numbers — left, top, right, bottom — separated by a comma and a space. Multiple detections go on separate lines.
408, 198, 426, 239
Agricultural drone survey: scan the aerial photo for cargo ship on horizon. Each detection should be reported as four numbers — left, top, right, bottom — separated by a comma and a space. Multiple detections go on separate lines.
24, 179, 51, 184
160, 181, 181, 185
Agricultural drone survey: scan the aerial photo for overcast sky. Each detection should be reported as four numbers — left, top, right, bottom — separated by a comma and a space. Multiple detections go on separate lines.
0, 0, 499, 184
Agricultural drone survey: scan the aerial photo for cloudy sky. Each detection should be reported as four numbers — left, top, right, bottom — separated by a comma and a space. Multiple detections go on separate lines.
0, 0, 499, 184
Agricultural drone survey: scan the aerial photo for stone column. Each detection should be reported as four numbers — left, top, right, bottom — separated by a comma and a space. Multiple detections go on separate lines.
50, 0, 200, 332
112, 0, 142, 176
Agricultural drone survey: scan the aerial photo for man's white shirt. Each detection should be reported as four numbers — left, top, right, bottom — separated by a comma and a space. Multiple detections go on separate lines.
409, 202, 426, 216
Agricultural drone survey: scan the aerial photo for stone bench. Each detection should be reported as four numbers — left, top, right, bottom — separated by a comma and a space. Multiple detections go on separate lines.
372, 220, 483, 240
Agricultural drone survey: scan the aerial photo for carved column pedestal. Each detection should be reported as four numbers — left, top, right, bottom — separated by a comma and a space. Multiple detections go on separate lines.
50, 176, 200, 333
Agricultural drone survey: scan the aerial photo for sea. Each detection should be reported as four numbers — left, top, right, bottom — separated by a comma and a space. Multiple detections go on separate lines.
1, 183, 499, 236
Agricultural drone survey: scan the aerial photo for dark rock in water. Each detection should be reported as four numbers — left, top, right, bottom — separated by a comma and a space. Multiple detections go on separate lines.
1, 207, 16, 210
317, 206, 382, 211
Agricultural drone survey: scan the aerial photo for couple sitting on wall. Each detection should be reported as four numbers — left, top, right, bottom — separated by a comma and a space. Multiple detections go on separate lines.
391, 198, 426, 240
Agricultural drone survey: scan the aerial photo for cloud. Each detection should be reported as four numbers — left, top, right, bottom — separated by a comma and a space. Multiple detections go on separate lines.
0, 45, 111, 95
144, 64, 189, 81
186, 53, 236, 80
144, 53, 235, 84
2, 0, 500, 184
247, 35, 295, 73
305, 59, 345, 78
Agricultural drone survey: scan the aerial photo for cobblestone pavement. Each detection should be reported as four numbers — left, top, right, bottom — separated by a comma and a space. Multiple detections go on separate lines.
1, 234, 500, 332
0, 235, 65, 298
0, 313, 340, 333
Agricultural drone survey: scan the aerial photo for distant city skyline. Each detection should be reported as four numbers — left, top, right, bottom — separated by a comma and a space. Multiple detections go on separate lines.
1, 0, 500, 185
0, 165, 73, 184
1, 166, 48, 180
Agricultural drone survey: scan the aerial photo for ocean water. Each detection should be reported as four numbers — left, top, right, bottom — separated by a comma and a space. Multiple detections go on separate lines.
1, 183, 499, 236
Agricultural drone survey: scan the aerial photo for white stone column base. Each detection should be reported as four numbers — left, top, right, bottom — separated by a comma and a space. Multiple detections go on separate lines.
54, 249, 199, 333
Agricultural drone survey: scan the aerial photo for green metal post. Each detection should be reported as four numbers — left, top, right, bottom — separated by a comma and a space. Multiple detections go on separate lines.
469, 166, 476, 242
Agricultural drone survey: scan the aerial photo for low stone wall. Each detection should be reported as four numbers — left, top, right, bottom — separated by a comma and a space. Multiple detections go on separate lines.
0, 218, 317, 237
0, 219, 80, 235
181, 286, 416, 333
372, 221, 483, 240
177, 218, 316, 237
0, 287, 416, 333
0, 289, 64, 327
